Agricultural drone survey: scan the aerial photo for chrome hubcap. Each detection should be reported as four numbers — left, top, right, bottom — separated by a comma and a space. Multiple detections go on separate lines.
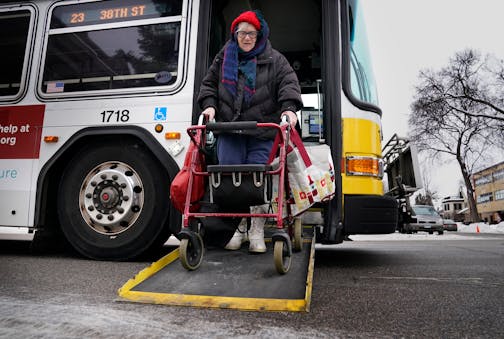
79, 161, 144, 235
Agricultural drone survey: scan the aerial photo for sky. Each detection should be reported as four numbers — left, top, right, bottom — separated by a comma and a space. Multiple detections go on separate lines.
362, 0, 504, 198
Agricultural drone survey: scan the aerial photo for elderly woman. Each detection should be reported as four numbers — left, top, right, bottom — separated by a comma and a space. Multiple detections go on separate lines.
197, 10, 302, 253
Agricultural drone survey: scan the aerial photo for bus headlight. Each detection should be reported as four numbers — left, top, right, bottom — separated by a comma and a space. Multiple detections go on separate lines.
346, 156, 383, 178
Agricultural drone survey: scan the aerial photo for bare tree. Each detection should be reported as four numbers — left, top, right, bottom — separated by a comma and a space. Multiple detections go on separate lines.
414, 163, 437, 206
485, 55, 504, 142
409, 49, 502, 222
415, 193, 433, 206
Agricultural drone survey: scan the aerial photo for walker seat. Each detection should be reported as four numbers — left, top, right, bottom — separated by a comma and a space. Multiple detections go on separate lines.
207, 164, 273, 208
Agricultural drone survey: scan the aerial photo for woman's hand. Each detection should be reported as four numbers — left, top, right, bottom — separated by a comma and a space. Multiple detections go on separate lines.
281, 110, 297, 128
202, 107, 216, 121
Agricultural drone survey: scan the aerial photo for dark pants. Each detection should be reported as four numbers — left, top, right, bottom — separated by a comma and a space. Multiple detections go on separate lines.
217, 134, 273, 165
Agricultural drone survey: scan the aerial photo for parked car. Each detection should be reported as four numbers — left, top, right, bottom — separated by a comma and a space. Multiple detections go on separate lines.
404, 205, 444, 235
442, 219, 458, 231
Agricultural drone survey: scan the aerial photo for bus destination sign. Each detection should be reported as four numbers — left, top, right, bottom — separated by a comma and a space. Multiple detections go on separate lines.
51, 0, 182, 28
69, 5, 149, 25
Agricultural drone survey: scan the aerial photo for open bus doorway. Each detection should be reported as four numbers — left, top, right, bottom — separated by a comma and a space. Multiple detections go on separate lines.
207, 0, 325, 143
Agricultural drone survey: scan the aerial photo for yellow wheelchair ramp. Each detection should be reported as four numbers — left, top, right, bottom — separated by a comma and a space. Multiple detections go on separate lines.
118, 236, 314, 312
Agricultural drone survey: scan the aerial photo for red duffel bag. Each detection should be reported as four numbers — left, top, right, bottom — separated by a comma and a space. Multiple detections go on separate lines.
170, 132, 205, 213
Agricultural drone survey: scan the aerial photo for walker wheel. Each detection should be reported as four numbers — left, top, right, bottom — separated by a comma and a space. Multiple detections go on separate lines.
179, 233, 204, 271
274, 240, 291, 274
292, 217, 303, 252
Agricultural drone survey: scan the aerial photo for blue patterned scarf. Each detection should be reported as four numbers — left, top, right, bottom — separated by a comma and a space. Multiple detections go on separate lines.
221, 11, 270, 105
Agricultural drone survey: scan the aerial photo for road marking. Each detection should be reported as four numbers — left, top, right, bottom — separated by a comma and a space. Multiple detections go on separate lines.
359, 276, 504, 287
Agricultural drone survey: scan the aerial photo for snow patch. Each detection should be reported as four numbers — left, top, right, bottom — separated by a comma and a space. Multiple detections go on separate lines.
349, 221, 504, 241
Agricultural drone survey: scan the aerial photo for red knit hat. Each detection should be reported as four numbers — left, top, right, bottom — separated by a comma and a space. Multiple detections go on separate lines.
230, 11, 261, 33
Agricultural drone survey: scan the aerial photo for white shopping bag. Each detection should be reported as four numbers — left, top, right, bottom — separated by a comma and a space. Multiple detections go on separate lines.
270, 129, 335, 217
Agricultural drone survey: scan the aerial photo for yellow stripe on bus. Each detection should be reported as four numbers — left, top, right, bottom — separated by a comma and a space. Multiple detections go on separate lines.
342, 117, 381, 155
342, 117, 383, 195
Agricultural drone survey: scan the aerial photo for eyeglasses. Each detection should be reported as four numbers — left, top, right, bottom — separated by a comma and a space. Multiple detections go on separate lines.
236, 31, 258, 39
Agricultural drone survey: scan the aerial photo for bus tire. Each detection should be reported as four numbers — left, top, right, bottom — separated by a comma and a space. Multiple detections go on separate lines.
57, 141, 172, 260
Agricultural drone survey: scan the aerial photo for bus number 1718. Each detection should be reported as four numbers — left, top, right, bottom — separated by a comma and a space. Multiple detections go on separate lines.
100, 110, 130, 123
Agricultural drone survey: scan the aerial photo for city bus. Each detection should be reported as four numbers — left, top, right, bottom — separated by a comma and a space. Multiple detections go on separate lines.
0, 0, 410, 260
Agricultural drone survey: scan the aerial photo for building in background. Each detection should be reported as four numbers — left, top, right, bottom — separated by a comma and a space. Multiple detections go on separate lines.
441, 195, 466, 221
472, 161, 504, 224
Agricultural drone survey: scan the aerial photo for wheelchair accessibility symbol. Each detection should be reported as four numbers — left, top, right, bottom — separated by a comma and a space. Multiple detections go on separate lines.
154, 107, 167, 121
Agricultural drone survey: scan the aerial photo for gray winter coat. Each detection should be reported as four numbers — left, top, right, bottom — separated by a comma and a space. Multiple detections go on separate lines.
197, 41, 302, 139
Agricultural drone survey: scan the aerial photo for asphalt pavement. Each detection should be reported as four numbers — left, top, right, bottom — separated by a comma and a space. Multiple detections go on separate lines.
0, 233, 503, 338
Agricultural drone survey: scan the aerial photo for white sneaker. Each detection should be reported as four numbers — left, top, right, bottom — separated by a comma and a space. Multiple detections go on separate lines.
224, 219, 248, 250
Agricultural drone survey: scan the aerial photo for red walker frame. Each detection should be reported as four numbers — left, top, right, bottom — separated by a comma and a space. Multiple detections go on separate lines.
177, 120, 299, 274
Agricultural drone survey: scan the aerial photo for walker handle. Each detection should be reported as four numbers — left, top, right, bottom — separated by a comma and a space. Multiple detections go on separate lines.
206, 121, 258, 131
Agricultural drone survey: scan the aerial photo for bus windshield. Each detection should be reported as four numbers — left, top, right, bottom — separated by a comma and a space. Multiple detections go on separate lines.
348, 0, 378, 106
41, 0, 183, 94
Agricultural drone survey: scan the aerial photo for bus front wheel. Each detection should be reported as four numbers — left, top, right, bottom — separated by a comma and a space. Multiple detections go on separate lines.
57, 141, 172, 260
